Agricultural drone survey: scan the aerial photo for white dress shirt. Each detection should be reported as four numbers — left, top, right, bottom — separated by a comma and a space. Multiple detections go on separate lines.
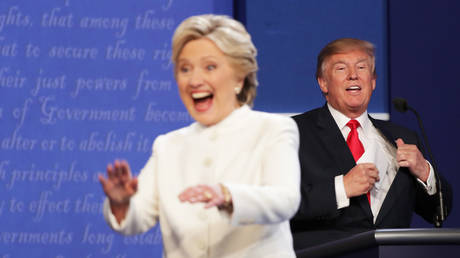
328, 104, 436, 221
103, 105, 301, 258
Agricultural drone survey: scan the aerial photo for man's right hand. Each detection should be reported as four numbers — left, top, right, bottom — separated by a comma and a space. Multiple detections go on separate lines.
343, 163, 379, 198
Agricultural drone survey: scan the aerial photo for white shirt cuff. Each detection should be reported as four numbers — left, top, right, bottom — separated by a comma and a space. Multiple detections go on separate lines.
416, 160, 437, 195
335, 175, 350, 209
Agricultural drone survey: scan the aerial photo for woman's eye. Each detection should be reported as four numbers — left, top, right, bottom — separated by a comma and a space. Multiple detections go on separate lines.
179, 66, 189, 73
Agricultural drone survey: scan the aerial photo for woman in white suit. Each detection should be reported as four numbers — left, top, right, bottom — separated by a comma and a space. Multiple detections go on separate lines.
99, 14, 300, 258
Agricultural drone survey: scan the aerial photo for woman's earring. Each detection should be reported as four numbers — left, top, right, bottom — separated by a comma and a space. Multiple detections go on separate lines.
234, 87, 242, 94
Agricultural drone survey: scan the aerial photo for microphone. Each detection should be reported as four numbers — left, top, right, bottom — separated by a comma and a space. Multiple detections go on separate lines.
392, 97, 408, 113
392, 97, 445, 227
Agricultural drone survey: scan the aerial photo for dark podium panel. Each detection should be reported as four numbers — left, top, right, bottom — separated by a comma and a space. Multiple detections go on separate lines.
296, 228, 460, 258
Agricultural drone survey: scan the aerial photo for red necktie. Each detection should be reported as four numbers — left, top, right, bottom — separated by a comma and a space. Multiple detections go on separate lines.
346, 120, 370, 204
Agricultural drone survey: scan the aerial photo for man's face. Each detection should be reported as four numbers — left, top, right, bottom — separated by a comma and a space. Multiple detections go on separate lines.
318, 50, 376, 118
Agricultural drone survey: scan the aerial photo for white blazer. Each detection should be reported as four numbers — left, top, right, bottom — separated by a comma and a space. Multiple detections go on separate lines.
104, 105, 301, 258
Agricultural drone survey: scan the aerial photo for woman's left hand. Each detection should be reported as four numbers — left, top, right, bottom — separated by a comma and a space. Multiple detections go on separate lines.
178, 184, 227, 209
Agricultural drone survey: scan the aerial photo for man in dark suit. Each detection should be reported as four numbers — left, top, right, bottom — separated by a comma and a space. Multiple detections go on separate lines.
290, 38, 452, 249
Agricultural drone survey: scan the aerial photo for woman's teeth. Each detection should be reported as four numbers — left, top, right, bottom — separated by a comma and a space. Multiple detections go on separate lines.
192, 92, 212, 99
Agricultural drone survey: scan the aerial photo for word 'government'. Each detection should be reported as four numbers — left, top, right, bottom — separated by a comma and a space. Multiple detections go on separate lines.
39, 96, 136, 124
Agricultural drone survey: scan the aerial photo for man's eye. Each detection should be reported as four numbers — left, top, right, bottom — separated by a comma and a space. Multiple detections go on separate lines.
206, 65, 216, 71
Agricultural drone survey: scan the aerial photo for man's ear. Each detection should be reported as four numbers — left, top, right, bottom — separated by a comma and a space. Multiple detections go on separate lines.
317, 77, 328, 95
371, 75, 376, 91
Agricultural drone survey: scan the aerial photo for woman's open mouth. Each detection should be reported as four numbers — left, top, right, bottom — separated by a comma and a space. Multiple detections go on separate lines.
192, 92, 213, 112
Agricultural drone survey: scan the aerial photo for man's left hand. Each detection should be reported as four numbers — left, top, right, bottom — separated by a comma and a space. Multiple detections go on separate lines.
396, 138, 430, 182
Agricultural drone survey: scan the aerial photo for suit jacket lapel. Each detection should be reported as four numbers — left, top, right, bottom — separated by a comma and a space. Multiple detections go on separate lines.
370, 117, 409, 225
316, 106, 356, 172
318, 105, 373, 220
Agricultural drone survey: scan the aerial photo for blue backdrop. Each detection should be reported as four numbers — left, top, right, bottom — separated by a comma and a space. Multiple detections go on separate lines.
1, 0, 457, 257
0, 1, 232, 257
242, 0, 388, 118
388, 0, 459, 228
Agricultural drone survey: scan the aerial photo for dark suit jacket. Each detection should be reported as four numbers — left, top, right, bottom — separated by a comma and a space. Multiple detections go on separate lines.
290, 105, 452, 250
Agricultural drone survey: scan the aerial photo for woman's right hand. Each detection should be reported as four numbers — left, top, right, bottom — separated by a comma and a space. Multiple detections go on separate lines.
99, 160, 138, 213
